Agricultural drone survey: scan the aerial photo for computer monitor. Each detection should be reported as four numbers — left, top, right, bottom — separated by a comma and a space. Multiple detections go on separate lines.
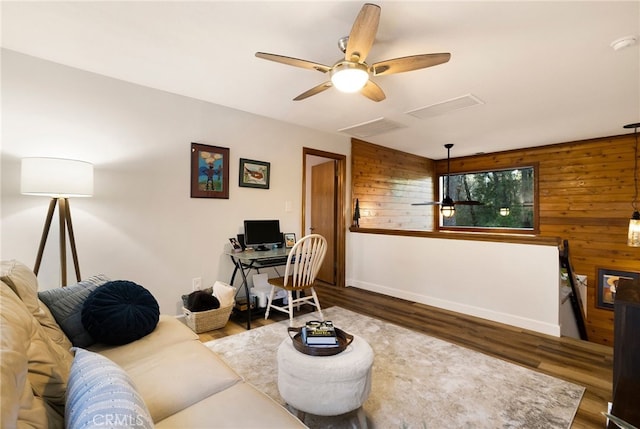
243, 220, 282, 251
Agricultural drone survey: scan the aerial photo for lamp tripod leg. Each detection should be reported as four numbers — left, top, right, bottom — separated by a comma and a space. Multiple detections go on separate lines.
63, 199, 81, 283
59, 198, 67, 286
34, 198, 57, 276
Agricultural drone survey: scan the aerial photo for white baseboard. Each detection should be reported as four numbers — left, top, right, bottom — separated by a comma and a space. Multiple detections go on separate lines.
346, 279, 560, 337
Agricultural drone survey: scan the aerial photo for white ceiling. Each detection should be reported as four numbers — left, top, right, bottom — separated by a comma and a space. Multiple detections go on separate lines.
1, 1, 639, 159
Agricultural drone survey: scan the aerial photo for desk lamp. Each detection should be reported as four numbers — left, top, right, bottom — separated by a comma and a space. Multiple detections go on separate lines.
21, 157, 94, 286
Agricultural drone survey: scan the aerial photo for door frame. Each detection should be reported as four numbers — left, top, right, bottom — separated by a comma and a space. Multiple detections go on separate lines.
302, 147, 346, 288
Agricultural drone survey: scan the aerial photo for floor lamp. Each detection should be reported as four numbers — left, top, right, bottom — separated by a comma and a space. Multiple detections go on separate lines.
21, 157, 94, 286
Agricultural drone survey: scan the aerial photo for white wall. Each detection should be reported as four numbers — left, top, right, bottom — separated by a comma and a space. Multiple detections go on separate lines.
0, 49, 349, 314
346, 232, 561, 336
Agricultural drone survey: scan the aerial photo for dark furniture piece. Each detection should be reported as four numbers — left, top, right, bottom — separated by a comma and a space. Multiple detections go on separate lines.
609, 277, 640, 428
559, 240, 588, 340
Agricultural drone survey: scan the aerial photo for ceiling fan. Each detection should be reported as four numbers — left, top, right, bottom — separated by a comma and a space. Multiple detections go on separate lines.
255, 3, 451, 102
412, 144, 483, 216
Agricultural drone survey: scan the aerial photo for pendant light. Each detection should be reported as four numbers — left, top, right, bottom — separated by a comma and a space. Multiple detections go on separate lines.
441, 144, 455, 218
625, 122, 640, 247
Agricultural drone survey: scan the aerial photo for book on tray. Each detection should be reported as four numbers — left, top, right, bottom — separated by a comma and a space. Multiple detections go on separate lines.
302, 320, 338, 346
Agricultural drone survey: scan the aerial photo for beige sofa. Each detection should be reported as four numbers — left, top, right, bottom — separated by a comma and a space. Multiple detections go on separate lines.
0, 260, 306, 428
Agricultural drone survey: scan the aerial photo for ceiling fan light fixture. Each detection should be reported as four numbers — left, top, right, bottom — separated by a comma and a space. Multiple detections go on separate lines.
441, 196, 455, 218
441, 205, 455, 218
331, 62, 369, 93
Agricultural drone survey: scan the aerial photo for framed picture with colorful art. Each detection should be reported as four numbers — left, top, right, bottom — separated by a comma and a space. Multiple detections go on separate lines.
191, 143, 229, 199
596, 268, 639, 310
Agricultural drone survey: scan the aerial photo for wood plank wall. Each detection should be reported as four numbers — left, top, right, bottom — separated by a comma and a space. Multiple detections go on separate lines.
351, 133, 640, 346
351, 139, 435, 230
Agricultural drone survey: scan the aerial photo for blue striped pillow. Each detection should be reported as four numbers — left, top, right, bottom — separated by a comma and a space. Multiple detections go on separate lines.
65, 348, 154, 429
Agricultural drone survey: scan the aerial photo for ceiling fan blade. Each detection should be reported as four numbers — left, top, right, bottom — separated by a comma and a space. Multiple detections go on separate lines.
255, 52, 331, 73
293, 81, 333, 101
345, 3, 381, 62
372, 53, 451, 76
454, 200, 484, 206
411, 201, 441, 206
360, 80, 386, 102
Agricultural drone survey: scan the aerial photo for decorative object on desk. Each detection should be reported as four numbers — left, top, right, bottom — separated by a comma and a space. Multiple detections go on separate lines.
353, 198, 360, 227
239, 158, 270, 189
283, 233, 296, 248
191, 142, 229, 199
21, 157, 94, 286
229, 237, 242, 252
288, 325, 353, 356
597, 268, 639, 310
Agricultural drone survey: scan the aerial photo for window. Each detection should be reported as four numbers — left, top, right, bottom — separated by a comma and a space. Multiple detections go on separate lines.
439, 166, 536, 232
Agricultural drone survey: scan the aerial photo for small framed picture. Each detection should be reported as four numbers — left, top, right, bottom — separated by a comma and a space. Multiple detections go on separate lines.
239, 158, 270, 189
596, 268, 639, 310
284, 233, 296, 248
229, 237, 242, 253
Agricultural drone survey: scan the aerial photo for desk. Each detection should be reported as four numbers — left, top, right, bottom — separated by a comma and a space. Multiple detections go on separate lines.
226, 248, 290, 329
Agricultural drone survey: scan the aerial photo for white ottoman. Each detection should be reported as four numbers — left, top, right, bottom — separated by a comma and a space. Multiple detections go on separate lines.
277, 335, 374, 428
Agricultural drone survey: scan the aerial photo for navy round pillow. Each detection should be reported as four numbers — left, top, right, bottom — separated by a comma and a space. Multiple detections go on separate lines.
81, 280, 160, 345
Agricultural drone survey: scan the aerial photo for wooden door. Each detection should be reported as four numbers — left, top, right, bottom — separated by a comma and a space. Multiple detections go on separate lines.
311, 161, 336, 284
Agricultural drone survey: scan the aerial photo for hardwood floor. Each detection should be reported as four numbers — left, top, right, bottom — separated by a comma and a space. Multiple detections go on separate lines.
198, 284, 613, 429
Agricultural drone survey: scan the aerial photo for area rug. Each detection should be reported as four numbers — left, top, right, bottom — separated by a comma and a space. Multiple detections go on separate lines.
204, 307, 584, 429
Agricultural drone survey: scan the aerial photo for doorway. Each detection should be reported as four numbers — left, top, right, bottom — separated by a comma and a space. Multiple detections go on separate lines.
302, 148, 346, 288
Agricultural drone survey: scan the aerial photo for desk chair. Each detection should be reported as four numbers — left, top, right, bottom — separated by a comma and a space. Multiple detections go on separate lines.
264, 234, 327, 326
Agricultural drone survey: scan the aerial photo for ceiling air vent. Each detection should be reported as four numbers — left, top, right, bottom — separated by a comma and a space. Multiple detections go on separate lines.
406, 94, 484, 119
338, 118, 407, 138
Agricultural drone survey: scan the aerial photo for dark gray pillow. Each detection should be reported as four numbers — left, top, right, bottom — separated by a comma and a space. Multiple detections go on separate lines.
38, 274, 110, 347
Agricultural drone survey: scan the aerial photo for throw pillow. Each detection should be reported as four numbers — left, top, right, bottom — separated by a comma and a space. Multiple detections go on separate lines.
66, 348, 154, 429
185, 290, 220, 312
37, 274, 111, 347
81, 280, 159, 345
213, 280, 236, 308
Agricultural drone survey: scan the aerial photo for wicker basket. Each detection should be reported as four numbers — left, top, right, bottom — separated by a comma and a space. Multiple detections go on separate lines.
182, 305, 233, 333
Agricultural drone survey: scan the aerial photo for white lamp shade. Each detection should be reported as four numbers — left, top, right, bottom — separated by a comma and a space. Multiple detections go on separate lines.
21, 157, 94, 197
